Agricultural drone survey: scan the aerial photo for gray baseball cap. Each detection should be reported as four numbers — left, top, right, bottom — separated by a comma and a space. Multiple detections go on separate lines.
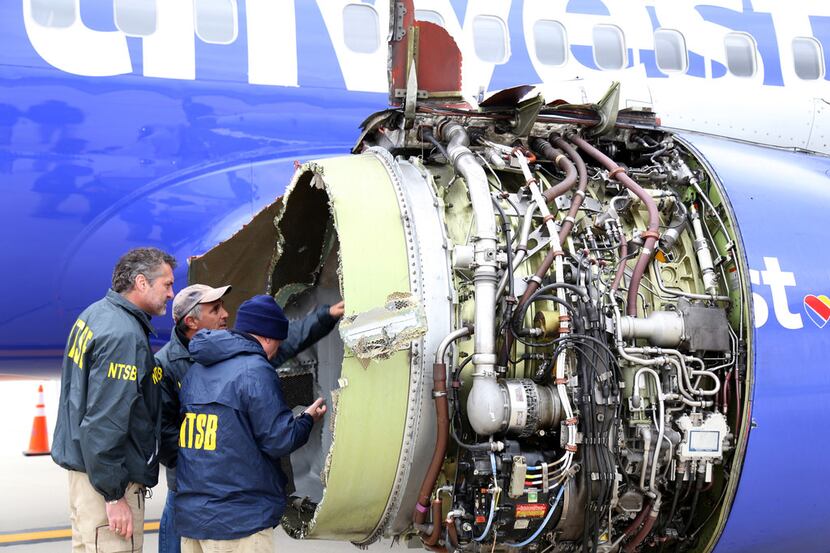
172, 284, 232, 323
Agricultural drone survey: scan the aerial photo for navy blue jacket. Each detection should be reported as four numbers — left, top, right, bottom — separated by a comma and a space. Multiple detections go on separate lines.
175, 330, 314, 540
158, 305, 336, 491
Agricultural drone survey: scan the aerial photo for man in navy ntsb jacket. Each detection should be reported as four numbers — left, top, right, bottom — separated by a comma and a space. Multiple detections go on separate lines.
175, 295, 328, 553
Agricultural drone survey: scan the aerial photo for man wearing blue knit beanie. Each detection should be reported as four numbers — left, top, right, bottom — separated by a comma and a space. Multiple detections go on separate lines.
174, 294, 339, 553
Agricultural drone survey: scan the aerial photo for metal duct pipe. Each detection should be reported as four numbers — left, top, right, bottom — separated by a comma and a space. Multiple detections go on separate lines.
618, 310, 685, 347
689, 204, 720, 295
437, 122, 503, 436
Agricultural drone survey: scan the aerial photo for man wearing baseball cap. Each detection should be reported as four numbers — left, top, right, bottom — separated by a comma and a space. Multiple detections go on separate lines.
175, 295, 330, 552
156, 284, 231, 553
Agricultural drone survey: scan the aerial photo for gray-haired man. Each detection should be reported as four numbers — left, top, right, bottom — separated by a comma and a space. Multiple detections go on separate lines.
157, 286, 344, 553
52, 247, 176, 553
157, 284, 232, 553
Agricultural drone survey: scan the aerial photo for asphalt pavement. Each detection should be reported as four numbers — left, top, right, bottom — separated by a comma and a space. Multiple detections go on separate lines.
0, 379, 394, 551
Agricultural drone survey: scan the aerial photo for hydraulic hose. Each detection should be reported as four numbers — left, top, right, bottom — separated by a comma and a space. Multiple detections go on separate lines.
519, 137, 578, 310
639, 426, 652, 492
446, 515, 460, 550
514, 136, 588, 313
664, 477, 683, 535
496, 200, 537, 299
528, 137, 577, 202
612, 237, 628, 294
571, 135, 660, 316
510, 150, 569, 338
622, 500, 652, 539
414, 327, 472, 526
553, 136, 588, 243
683, 473, 704, 537
623, 499, 660, 553
423, 500, 444, 547
420, 126, 451, 161
633, 368, 666, 494
414, 361, 450, 528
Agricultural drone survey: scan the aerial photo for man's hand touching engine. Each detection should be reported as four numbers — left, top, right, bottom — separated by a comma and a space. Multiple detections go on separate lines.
304, 398, 327, 422
329, 301, 345, 319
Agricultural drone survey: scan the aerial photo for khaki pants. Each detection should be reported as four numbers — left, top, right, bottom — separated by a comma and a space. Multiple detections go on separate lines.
68, 470, 146, 553
182, 528, 274, 553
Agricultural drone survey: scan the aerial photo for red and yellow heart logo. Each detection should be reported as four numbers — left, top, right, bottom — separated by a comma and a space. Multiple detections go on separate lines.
804, 295, 830, 328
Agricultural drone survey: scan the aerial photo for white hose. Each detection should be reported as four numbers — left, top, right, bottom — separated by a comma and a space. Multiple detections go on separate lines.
633, 367, 666, 494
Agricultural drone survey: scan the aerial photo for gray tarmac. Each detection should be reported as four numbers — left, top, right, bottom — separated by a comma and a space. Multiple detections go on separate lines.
1, 532, 387, 552
0, 379, 396, 551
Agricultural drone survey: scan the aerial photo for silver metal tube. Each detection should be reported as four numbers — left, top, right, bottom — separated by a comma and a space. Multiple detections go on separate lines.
690, 204, 719, 295
618, 347, 664, 367
496, 250, 523, 299
653, 255, 730, 303
691, 370, 721, 396
616, 323, 714, 408
633, 367, 666, 494
435, 327, 472, 365
689, 176, 731, 243
618, 311, 685, 348
626, 346, 700, 403
442, 122, 501, 436
639, 425, 652, 491
664, 392, 709, 408
497, 201, 537, 298
685, 355, 722, 396
666, 357, 695, 402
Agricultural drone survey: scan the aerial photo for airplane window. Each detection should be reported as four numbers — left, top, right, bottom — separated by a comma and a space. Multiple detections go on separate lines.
533, 20, 568, 66
654, 29, 688, 73
114, 0, 157, 37
415, 9, 445, 27
31, 0, 75, 28
793, 37, 824, 80
473, 15, 509, 64
593, 25, 626, 70
343, 3, 380, 54
724, 32, 756, 77
194, 0, 238, 45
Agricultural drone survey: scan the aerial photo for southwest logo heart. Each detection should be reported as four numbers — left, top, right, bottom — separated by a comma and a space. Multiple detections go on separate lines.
804, 295, 830, 328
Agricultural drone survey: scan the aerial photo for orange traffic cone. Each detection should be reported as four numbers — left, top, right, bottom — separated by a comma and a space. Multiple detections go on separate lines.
23, 384, 51, 456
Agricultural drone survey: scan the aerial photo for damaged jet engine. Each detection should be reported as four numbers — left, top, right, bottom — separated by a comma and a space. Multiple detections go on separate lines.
190, 98, 752, 553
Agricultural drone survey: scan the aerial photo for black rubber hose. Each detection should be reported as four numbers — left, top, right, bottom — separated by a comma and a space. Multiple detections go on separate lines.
420, 126, 451, 161
491, 195, 515, 300
664, 476, 683, 534
683, 474, 704, 537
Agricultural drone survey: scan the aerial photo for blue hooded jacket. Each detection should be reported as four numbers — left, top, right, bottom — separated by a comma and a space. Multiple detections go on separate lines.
175, 330, 313, 540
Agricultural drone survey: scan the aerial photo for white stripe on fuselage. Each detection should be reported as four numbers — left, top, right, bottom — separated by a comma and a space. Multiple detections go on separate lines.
21, 1, 830, 91
19, 1, 830, 153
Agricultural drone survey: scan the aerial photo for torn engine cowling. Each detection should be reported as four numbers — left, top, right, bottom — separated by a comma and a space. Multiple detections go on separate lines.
192, 105, 749, 553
